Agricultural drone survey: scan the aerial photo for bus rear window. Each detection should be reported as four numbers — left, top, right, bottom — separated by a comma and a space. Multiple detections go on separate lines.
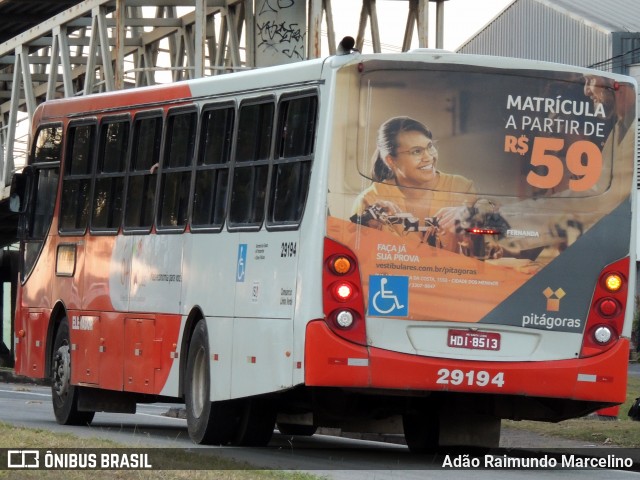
352, 68, 617, 199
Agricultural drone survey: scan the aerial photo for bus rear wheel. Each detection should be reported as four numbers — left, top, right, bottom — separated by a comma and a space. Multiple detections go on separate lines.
51, 317, 95, 426
185, 319, 239, 445
233, 397, 277, 446
402, 411, 439, 453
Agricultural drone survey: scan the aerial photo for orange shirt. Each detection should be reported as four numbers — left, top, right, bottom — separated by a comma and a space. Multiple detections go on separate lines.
351, 172, 475, 220
350, 172, 476, 245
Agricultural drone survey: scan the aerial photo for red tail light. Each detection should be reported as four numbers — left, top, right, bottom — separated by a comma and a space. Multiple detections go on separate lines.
323, 238, 367, 345
579, 257, 629, 358
332, 281, 356, 302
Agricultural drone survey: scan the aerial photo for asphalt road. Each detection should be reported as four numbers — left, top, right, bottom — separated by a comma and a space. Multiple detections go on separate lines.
0, 381, 638, 479
628, 362, 640, 377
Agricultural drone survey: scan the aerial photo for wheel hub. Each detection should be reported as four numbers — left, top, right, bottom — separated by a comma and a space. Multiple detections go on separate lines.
52, 344, 70, 397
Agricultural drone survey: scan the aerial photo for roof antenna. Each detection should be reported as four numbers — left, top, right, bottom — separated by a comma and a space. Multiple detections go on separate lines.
337, 36, 358, 55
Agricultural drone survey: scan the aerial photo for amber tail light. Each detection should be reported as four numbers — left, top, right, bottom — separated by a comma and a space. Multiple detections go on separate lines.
579, 257, 629, 358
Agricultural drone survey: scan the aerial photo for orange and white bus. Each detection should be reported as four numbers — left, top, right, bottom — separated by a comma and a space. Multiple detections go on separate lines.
10, 43, 636, 450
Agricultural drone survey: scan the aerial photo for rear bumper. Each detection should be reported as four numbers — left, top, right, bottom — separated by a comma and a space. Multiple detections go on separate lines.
304, 320, 629, 403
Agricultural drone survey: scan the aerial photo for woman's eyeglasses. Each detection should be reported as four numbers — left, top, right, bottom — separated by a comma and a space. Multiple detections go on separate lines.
396, 142, 437, 157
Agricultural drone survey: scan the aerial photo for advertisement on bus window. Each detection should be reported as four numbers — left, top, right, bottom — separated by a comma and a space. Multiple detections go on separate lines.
327, 65, 635, 333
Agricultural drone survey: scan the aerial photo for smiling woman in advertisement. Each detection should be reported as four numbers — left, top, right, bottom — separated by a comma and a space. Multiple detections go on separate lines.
350, 116, 477, 252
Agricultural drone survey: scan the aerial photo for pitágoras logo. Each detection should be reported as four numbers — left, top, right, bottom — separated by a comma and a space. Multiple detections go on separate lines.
543, 287, 566, 312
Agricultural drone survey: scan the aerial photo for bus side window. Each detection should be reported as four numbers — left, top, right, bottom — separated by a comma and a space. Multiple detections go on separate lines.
91, 118, 129, 232
158, 108, 197, 230
124, 112, 162, 232
192, 105, 234, 230
60, 122, 96, 234
268, 93, 317, 227
33, 125, 63, 163
23, 125, 63, 237
27, 126, 62, 241
228, 100, 274, 228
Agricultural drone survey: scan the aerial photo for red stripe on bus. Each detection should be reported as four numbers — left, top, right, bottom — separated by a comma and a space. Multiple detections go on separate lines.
38, 84, 193, 119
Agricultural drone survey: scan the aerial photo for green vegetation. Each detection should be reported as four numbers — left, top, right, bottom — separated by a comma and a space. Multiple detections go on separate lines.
504, 375, 640, 447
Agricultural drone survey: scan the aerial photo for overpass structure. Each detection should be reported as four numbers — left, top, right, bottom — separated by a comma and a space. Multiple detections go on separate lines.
0, 0, 448, 241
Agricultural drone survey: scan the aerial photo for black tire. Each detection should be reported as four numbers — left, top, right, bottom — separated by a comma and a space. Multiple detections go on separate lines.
51, 317, 95, 426
185, 319, 239, 445
233, 397, 277, 446
403, 411, 439, 454
277, 423, 317, 436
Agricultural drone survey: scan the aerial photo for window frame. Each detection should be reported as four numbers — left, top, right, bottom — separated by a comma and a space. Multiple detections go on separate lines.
265, 90, 318, 231
31, 123, 64, 165
156, 105, 199, 233
90, 113, 131, 235
226, 96, 276, 232
123, 109, 164, 235
20, 123, 63, 283
190, 101, 236, 233
59, 118, 97, 236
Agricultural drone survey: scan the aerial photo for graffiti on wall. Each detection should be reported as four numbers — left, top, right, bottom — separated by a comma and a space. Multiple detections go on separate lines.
255, 0, 306, 67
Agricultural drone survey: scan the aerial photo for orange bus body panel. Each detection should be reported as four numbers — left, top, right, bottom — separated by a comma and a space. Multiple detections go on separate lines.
305, 320, 629, 404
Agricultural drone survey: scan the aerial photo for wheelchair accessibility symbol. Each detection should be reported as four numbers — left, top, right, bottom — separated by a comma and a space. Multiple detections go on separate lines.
368, 275, 409, 317
236, 244, 247, 282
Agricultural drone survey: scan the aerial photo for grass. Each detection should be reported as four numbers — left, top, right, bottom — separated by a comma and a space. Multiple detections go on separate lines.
504, 375, 640, 448
0, 422, 324, 480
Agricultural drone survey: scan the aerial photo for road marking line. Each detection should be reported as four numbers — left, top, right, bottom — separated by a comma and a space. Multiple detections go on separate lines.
136, 412, 186, 421
0, 388, 50, 398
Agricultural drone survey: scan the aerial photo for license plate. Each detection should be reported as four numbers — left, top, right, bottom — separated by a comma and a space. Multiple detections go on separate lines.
447, 329, 501, 351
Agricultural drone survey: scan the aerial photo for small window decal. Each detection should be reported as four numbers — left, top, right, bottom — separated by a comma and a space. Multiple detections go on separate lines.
56, 244, 77, 276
